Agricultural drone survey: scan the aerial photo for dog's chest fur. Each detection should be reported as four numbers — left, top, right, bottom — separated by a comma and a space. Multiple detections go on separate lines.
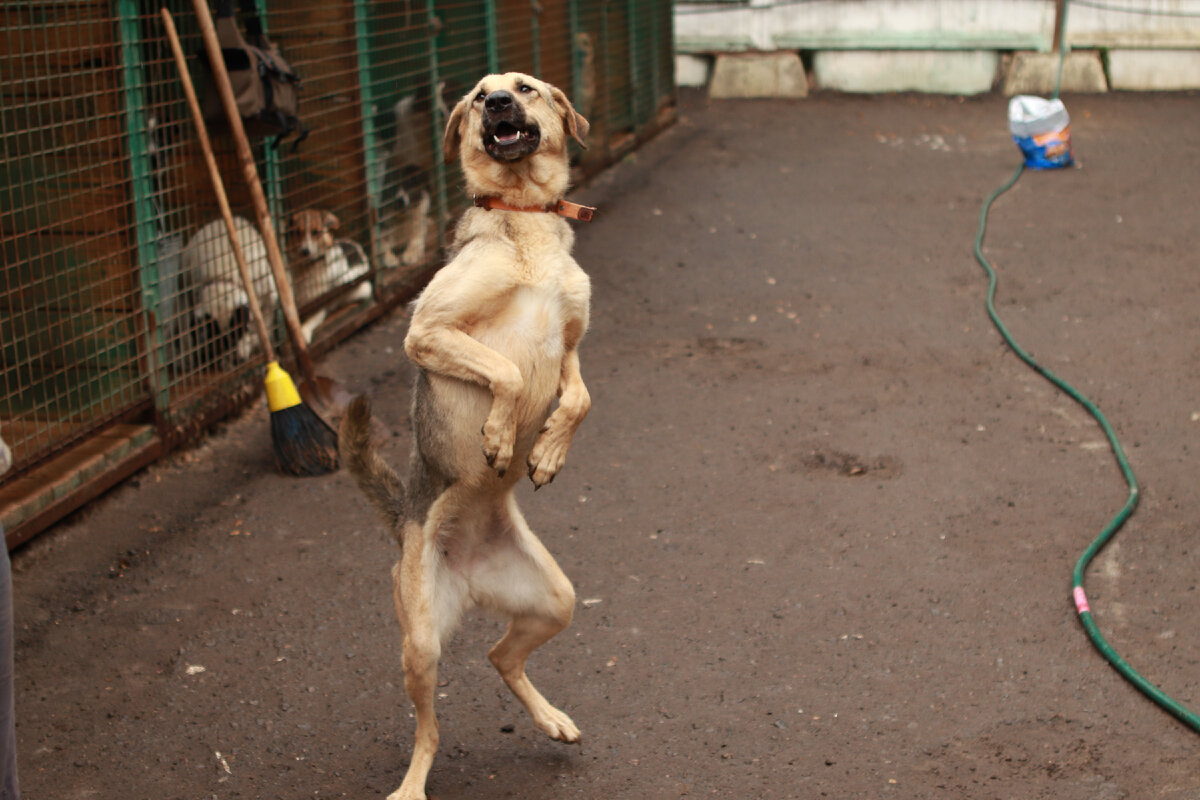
417, 209, 589, 470
473, 253, 579, 410
456, 210, 586, 361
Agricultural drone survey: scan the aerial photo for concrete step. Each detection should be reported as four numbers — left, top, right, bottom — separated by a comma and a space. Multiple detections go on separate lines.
1004, 52, 1108, 96
709, 52, 809, 99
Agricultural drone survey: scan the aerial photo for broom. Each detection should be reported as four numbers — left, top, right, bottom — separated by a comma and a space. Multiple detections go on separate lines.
162, 7, 338, 476
189, 0, 351, 429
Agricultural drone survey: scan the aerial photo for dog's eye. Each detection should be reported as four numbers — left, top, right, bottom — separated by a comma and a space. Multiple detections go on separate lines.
474, 91, 486, 103
517, 84, 534, 94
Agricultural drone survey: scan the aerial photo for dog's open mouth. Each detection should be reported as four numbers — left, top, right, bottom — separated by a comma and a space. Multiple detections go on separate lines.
483, 120, 540, 161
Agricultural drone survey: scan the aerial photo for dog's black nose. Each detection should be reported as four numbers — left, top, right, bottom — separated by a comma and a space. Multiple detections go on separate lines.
485, 90, 514, 113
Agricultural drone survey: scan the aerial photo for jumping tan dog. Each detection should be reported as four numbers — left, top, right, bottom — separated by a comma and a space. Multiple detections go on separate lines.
340, 73, 592, 800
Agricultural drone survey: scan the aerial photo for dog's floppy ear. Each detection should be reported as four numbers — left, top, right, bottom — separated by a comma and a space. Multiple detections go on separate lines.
323, 211, 340, 230
548, 84, 589, 150
442, 93, 471, 164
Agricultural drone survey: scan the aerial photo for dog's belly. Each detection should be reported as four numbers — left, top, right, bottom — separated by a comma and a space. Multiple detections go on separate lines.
473, 283, 565, 422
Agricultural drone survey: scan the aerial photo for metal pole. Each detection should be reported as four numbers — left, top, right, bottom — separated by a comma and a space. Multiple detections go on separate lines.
1052, 0, 1067, 53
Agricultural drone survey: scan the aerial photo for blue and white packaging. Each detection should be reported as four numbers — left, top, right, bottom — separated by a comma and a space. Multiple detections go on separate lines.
1008, 95, 1074, 170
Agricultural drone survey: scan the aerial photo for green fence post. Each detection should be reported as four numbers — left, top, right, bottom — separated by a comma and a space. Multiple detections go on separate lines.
530, 0, 542, 77
600, 0, 610, 142
353, 0, 383, 262
663, 0, 675, 101
626, 0, 640, 134
428, 0, 449, 252
262, 148, 285, 231
252, 0, 286, 234
568, 0, 584, 111
117, 0, 167, 413
485, 0, 500, 73
648, 0, 662, 111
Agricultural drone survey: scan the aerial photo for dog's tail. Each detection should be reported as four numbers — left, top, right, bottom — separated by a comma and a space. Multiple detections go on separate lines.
339, 395, 406, 536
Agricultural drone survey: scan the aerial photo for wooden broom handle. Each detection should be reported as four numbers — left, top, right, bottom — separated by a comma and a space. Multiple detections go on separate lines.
189, 0, 318, 385
161, 7, 276, 364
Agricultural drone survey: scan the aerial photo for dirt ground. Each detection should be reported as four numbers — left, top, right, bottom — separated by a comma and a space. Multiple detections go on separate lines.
14, 88, 1200, 799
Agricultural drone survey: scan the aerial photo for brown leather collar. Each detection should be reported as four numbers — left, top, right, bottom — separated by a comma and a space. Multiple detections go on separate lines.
473, 195, 596, 222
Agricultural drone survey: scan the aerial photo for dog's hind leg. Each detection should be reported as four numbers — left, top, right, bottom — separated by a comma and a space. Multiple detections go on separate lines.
300, 308, 326, 345
489, 612, 580, 742
479, 500, 580, 743
389, 518, 466, 800
399, 192, 430, 266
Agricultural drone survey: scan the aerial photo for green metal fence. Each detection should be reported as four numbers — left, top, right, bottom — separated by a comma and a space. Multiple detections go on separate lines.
0, 0, 674, 546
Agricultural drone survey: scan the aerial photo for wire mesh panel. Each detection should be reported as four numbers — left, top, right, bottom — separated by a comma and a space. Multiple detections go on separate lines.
133, 0, 284, 430
266, 0, 440, 316
1, 2, 151, 470
0, 0, 674, 508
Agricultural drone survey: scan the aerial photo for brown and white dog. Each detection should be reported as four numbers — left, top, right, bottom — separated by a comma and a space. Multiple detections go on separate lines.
339, 72, 592, 800
287, 209, 373, 343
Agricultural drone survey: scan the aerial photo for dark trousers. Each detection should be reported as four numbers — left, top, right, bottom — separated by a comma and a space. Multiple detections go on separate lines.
0, 530, 18, 800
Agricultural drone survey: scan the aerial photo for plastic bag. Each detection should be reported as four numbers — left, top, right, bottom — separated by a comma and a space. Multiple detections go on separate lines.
1008, 95, 1073, 170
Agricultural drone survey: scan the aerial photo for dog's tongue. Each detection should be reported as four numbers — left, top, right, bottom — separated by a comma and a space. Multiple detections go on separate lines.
494, 129, 521, 145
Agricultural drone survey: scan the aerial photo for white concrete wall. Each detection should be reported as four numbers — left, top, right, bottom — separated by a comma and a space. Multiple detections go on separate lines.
813, 50, 999, 95
675, 0, 1200, 92
677, 0, 1200, 53
1067, 0, 1200, 48
676, 0, 1053, 53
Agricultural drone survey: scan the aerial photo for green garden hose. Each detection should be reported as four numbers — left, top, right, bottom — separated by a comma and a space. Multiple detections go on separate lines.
972, 135, 1200, 734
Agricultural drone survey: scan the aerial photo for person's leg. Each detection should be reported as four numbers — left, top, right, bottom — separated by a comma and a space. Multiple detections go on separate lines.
0, 527, 18, 800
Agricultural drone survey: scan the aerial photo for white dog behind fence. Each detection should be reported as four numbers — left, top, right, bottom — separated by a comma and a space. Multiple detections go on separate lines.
180, 216, 278, 367
294, 237, 373, 343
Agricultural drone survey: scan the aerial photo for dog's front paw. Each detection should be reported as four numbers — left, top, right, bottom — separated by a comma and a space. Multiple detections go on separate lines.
400, 237, 426, 266
481, 415, 515, 477
527, 424, 571, 488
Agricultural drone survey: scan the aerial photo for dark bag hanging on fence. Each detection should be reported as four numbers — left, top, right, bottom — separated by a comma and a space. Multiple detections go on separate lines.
201, 0, 307, 150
